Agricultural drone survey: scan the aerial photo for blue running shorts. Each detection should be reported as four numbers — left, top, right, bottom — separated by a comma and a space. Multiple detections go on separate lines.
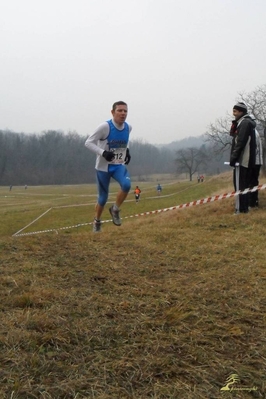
96, 164, 131, 206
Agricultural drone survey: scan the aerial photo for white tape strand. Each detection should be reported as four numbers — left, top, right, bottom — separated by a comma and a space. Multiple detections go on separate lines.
13, 184, 266, 237
12, 207, 53, 236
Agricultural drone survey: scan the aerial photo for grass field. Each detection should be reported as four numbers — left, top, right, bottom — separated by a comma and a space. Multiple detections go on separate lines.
0, 173, 266, 398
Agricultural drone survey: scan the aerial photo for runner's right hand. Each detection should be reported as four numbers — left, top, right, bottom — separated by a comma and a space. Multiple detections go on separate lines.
102, 151, 115, 162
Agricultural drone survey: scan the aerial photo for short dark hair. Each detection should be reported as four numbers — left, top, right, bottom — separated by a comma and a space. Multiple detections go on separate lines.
112, 101, 127, 111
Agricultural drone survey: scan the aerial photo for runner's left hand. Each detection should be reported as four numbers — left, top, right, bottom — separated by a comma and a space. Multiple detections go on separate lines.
125, 148, 131, 165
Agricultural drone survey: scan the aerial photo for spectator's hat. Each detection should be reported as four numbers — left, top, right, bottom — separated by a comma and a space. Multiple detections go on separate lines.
233, 102, 248, 114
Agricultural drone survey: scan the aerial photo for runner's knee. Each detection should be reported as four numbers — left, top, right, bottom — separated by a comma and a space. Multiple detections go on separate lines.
98, 193, 108, 206
121, 179, 131, 192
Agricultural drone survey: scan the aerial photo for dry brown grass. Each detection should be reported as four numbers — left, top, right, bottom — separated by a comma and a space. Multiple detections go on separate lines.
1, 175, 266, 398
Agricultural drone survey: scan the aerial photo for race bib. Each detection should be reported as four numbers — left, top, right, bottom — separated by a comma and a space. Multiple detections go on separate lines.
109, 148, 126, 164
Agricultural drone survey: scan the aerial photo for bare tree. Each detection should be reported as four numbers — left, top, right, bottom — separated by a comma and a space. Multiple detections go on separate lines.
205, 116, 232, 155
175, 147, 208, 181
205, 84, 266, 170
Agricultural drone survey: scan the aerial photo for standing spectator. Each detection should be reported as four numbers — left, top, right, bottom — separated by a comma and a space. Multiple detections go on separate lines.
230, 102, 256, 213
85, 101, 132, 232
156, 183, 162, 196
134, 186, 141, 203
249, 118, 263, 208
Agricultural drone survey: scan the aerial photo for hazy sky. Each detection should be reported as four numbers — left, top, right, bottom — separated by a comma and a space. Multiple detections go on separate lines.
1, 0, 266, 144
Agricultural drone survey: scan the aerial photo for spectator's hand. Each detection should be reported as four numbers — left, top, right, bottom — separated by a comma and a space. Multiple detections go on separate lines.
125, 148, 131, 165
230, 160, 236, 167
102, 150, 115, 162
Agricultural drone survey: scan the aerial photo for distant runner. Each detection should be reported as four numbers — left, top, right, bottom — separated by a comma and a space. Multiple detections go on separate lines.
134, 186, 141, 203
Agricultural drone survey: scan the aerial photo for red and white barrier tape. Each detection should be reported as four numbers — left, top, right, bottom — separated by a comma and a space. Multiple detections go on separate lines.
124, 184, 266, 217
13, 184, 266, 237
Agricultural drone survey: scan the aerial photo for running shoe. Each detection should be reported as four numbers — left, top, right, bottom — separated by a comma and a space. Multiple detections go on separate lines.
109, 205, 121, 226
93, 219, 102, 232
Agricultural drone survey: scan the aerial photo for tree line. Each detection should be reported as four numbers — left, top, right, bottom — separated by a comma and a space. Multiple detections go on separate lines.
0, 128, 226, 186
0, 130, 178, 186
2, 84, 264, 186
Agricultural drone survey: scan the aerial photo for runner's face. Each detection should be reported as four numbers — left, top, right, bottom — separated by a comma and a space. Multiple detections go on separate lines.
112, 105, 128, 125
